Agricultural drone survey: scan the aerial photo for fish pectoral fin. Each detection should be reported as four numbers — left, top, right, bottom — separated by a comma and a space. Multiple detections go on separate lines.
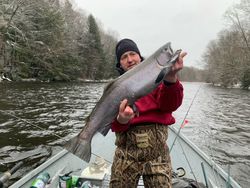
131, 104, 139, 117
98, 123, 111, 136
155, 68, 168, 84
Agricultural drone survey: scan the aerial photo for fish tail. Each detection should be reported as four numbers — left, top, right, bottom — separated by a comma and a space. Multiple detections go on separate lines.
64, 136, 91, 162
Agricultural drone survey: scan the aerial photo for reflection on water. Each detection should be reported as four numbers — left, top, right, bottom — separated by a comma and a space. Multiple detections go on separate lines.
0, 81, 249, 187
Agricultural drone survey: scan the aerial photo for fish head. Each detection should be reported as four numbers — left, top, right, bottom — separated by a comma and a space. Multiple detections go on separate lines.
154, 42, 182, 84
155, 42, 180, 67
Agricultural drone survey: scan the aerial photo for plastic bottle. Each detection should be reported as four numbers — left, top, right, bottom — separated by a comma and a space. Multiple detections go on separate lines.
30, 172, 50, 188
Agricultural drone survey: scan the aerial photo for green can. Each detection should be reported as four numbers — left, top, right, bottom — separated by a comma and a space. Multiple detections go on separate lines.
71, 175, 79, 187
59, 175, 72, 188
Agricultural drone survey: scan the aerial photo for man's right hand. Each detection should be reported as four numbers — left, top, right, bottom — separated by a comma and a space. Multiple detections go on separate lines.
117, 99, 135, 124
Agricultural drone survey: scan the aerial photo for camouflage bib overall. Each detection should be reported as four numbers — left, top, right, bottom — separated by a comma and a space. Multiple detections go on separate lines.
110, 124, 172, 188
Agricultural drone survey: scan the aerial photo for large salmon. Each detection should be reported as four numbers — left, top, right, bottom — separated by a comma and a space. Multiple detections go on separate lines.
65, 42, 181, 162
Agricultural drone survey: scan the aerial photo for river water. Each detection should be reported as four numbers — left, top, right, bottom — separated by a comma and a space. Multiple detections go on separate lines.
0, 81, 249, 187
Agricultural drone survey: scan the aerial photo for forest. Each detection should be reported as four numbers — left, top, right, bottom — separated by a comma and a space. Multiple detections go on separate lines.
203, 0, 250, 89
0, 0, 249, 89
0, 0, 119, 82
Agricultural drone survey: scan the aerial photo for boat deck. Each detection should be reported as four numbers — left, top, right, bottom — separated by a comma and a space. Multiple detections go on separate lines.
10, 126, 242, 188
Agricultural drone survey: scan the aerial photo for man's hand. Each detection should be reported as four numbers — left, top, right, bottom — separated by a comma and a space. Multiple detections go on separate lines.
164, 51, 187, 83
117, 99, 135, 124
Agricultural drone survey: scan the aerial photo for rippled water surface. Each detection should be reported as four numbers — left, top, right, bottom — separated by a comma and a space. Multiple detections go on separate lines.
0, 82, 249, 187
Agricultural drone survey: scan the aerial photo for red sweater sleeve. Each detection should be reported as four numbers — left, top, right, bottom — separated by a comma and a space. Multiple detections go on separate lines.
156, 80, 184, 112
136, 80, 183, 113
111, 118, 130, 132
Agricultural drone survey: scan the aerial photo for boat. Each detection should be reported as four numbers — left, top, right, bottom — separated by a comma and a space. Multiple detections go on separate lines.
8, 126, 242, 188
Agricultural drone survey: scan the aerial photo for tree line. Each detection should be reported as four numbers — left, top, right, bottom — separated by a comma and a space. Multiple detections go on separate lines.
203, 0, 250, 89
0, 0, 119, 81
1, 0, 249, 88
0, 0, 215, 83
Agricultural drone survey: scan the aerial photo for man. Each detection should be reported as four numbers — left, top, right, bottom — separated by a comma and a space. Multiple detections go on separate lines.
109, 38, 186, 188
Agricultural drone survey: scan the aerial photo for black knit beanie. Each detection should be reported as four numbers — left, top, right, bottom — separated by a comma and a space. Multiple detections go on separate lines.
115, 39, 143, 74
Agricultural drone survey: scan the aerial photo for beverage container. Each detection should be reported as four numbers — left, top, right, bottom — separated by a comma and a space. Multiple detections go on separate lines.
30, 172, 50, 188
59, 175, 72, 188
71, 175, 79, 187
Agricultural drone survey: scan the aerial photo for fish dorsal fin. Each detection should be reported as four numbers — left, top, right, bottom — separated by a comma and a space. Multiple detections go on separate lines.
83, 79, 117, 136
103, 79, 117, 93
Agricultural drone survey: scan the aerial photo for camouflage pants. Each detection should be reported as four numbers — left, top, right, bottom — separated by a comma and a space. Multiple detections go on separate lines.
110, 124, 172, 188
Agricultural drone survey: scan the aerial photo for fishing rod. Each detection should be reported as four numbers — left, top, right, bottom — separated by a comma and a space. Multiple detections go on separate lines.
170, 84, 202, 152
169, 84, 236, 188
169, 84, 204, 187
168, 84, 202, 185
0, 110, 112, 165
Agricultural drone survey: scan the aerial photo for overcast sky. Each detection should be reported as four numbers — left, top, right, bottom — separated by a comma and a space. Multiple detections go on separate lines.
74, 0, 240, 68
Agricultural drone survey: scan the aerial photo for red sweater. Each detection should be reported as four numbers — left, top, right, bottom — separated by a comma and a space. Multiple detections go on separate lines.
111, 80, 184, 132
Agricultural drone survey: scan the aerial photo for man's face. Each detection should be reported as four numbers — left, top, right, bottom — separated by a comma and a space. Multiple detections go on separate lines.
120, 51, 141, 71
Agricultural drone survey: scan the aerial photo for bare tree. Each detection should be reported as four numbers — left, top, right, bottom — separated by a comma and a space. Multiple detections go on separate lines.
203, 0, 250, 88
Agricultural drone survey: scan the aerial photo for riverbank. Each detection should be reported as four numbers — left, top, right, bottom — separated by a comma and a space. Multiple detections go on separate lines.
2, 78, 249, 90
212, 82, 250, 90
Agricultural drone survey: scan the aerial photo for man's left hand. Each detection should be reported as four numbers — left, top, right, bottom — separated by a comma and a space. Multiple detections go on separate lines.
164, 51, 187, 83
